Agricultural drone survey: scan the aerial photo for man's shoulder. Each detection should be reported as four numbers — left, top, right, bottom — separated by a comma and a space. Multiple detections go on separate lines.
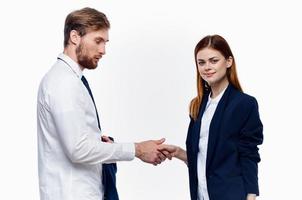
39, 60, 83, 97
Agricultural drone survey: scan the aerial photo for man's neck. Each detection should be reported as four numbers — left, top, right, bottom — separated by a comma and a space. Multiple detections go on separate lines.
63, 47, 84, 71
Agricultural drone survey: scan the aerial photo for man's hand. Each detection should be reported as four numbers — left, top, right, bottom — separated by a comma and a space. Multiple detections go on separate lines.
101, 135, 114, 143
135, 138, 167, 165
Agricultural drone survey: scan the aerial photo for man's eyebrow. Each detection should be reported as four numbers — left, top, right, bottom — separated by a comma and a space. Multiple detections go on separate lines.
95, 37, 109, 42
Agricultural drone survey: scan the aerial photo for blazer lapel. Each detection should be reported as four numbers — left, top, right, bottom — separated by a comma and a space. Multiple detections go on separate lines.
206, 84, 233, 171
189, 93, 209, 160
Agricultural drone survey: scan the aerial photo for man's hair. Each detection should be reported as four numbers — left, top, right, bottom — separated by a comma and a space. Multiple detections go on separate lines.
63, 7, 110, 47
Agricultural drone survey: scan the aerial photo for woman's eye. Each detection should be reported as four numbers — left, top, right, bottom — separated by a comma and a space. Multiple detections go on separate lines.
198, 61, 205, 65
211, 59, 219, 64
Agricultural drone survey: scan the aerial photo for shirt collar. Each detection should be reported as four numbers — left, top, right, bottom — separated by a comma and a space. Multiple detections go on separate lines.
57, 53, 83, 78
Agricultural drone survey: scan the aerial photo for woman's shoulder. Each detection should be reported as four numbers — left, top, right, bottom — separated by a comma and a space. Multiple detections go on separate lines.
229, 86, 259, 108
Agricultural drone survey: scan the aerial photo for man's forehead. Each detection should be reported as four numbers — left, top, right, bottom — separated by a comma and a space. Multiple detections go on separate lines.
86, 29, 109, 40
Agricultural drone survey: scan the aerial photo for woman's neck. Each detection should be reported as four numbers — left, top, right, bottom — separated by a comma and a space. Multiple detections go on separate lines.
210, 78, 229, 99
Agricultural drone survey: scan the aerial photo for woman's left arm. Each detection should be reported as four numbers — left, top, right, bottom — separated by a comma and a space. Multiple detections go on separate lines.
238, 97, 264, 196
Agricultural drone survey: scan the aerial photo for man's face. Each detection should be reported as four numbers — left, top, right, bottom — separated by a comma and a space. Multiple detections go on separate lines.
76, 29, 109, 69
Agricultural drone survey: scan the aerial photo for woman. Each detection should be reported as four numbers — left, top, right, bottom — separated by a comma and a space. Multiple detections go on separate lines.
160, 35, 263, 200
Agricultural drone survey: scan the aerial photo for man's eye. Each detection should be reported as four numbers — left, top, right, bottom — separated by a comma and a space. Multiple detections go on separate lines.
95, 39, 104, 44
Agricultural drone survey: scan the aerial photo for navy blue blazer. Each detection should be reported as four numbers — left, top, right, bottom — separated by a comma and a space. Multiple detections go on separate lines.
186, 84, 263, 200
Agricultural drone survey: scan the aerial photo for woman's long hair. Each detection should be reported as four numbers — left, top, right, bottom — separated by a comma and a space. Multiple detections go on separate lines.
189, 35, 242, 120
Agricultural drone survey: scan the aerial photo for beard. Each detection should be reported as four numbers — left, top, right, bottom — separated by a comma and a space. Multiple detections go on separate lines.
76, 42, 98, 70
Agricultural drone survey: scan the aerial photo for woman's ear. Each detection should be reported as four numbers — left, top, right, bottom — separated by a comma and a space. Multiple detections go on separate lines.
226, 56, 233, 68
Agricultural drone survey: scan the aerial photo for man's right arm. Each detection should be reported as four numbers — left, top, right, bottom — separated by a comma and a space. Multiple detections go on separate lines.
50, 80, 166, 165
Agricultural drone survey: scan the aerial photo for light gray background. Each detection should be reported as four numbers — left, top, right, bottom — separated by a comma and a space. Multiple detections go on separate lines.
0, 0, 301, 199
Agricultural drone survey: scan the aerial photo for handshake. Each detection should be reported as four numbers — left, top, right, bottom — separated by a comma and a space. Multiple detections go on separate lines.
101, 136, 187, 165
134, 138, 186, 165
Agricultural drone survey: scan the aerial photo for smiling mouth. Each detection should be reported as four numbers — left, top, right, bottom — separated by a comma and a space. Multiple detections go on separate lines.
204, 72, 215, 77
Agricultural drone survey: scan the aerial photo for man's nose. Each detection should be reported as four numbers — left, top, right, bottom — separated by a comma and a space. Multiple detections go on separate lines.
99, 45, 106, 55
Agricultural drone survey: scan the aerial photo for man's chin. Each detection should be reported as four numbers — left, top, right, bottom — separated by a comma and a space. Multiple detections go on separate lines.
90, 66, 97, 70
78, 58, 99, 70
84, 63, 98, 70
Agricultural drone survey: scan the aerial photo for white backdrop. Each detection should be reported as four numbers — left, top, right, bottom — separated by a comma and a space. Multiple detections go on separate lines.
0, 0, 301, 199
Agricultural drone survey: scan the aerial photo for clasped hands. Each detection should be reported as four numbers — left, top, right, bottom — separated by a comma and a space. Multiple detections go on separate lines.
101, 135, 182, 166
135, 138, 181, 166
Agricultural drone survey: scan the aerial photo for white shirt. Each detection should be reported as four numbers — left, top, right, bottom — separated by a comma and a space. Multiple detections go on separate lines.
37, 53, 135, 200
197, 87, 226, 200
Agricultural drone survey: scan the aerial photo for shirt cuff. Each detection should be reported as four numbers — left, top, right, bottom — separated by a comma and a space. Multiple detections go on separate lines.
120, 143, 135, 161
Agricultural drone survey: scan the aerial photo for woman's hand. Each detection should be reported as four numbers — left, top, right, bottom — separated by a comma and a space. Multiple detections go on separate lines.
158, 144, 187, 163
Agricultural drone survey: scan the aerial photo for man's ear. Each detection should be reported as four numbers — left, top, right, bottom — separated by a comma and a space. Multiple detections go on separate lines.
69, 30, 81, 45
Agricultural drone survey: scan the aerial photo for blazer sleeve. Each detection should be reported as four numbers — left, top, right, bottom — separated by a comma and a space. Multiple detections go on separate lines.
238, 97, 263, 195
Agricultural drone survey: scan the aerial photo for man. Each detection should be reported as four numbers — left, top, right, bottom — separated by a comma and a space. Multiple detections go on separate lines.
37, 7, 167, 200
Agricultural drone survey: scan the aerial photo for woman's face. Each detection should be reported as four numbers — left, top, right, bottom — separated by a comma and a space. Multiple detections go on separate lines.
196, 47, 232, 87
